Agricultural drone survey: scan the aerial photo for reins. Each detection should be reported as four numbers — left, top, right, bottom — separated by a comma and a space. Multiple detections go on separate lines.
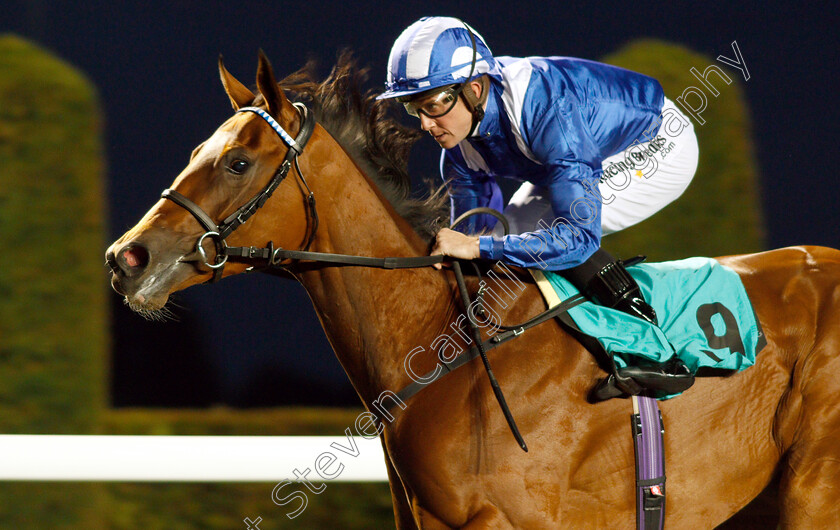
163, 103, 587, 451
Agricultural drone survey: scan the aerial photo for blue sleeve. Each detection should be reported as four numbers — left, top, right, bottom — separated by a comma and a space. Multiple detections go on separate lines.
477, 93, 603, 270
441, 148, 503, 234
478, 162, 602, 269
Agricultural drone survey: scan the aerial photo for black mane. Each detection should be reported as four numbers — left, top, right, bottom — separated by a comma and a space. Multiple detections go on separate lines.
275, 52, 447, 242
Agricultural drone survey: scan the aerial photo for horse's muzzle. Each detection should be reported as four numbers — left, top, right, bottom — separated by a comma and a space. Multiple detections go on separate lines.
105, 230, 209, 310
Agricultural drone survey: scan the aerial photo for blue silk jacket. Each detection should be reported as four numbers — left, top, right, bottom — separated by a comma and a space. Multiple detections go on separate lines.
442, 56, 664, 270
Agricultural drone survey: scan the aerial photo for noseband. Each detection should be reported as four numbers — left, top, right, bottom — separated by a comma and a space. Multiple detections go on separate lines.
161, 102, 317, 282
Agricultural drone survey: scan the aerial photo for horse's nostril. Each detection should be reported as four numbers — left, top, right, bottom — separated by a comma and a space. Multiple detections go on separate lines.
117, 244, 150, 273
124, 246, 149, 268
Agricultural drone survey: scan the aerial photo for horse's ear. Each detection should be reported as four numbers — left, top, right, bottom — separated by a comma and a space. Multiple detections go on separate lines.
256, 50, 294, 121
219, 55, 255, 110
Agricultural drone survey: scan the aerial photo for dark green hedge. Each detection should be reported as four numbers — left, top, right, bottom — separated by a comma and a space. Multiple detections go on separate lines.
0, 34, 107, 528
0, 34, 106, 432
600, 39, 764, 259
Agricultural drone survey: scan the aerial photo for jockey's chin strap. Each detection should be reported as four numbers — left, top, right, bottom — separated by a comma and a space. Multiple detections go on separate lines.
459, 21, 486, 137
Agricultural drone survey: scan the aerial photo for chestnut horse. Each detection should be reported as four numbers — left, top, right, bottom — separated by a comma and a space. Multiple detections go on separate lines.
106, 53, 840, 528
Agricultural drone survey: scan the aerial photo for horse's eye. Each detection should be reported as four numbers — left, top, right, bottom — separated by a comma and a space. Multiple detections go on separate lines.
228, 159, 250, 175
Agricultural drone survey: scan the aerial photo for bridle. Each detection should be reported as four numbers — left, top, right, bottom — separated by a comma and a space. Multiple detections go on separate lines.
162, 102, 447, 282
161, 102, 318, 283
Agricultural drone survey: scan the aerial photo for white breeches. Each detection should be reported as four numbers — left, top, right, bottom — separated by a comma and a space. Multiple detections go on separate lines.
494, 98, 699, 237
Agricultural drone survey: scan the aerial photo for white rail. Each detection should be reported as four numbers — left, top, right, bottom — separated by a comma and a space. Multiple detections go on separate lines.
0, 435, 388, 482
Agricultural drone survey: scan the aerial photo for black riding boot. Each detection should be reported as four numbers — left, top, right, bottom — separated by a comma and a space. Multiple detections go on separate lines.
561, 248, 695, 400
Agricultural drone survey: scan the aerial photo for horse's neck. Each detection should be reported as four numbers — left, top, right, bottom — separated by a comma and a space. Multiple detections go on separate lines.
293, 134, 453, 405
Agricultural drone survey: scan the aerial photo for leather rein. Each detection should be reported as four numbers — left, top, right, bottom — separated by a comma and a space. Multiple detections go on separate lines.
161, 103, 587, 451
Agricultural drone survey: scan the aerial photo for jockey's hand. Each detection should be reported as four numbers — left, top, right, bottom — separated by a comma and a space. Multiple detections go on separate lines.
430, 228, 481, 270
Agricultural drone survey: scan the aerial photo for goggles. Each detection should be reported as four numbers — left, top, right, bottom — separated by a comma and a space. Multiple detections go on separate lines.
400, 84, 464, 118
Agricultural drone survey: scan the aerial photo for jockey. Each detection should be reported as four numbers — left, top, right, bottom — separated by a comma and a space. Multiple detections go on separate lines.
378, 16, 699, 398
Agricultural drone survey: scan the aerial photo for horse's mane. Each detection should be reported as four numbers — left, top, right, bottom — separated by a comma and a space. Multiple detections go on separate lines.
273, 52, 448, 242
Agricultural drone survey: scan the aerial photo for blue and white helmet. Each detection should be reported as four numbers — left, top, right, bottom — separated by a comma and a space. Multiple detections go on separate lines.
377, 17, 497, 100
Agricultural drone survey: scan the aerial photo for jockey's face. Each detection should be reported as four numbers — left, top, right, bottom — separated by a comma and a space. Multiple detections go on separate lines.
404, 81, 482, 149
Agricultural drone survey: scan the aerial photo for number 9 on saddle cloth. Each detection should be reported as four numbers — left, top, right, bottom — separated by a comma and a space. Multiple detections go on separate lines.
542, 256, 766, 401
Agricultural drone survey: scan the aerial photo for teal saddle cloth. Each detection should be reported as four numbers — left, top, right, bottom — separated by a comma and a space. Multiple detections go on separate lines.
544, 257, 766, 396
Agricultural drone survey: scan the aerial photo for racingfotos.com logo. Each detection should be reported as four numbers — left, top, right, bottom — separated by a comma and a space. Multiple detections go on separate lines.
599, 135, 676, 184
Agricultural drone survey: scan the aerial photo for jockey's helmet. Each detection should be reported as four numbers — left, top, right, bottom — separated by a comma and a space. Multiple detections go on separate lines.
377, 16, 496, 101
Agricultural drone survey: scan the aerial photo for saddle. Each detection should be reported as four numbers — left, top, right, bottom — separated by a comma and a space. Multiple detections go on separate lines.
535, 256, 766, 401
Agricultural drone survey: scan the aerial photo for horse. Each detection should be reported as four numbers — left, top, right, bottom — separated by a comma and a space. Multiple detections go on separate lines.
106, 52, 840, 529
